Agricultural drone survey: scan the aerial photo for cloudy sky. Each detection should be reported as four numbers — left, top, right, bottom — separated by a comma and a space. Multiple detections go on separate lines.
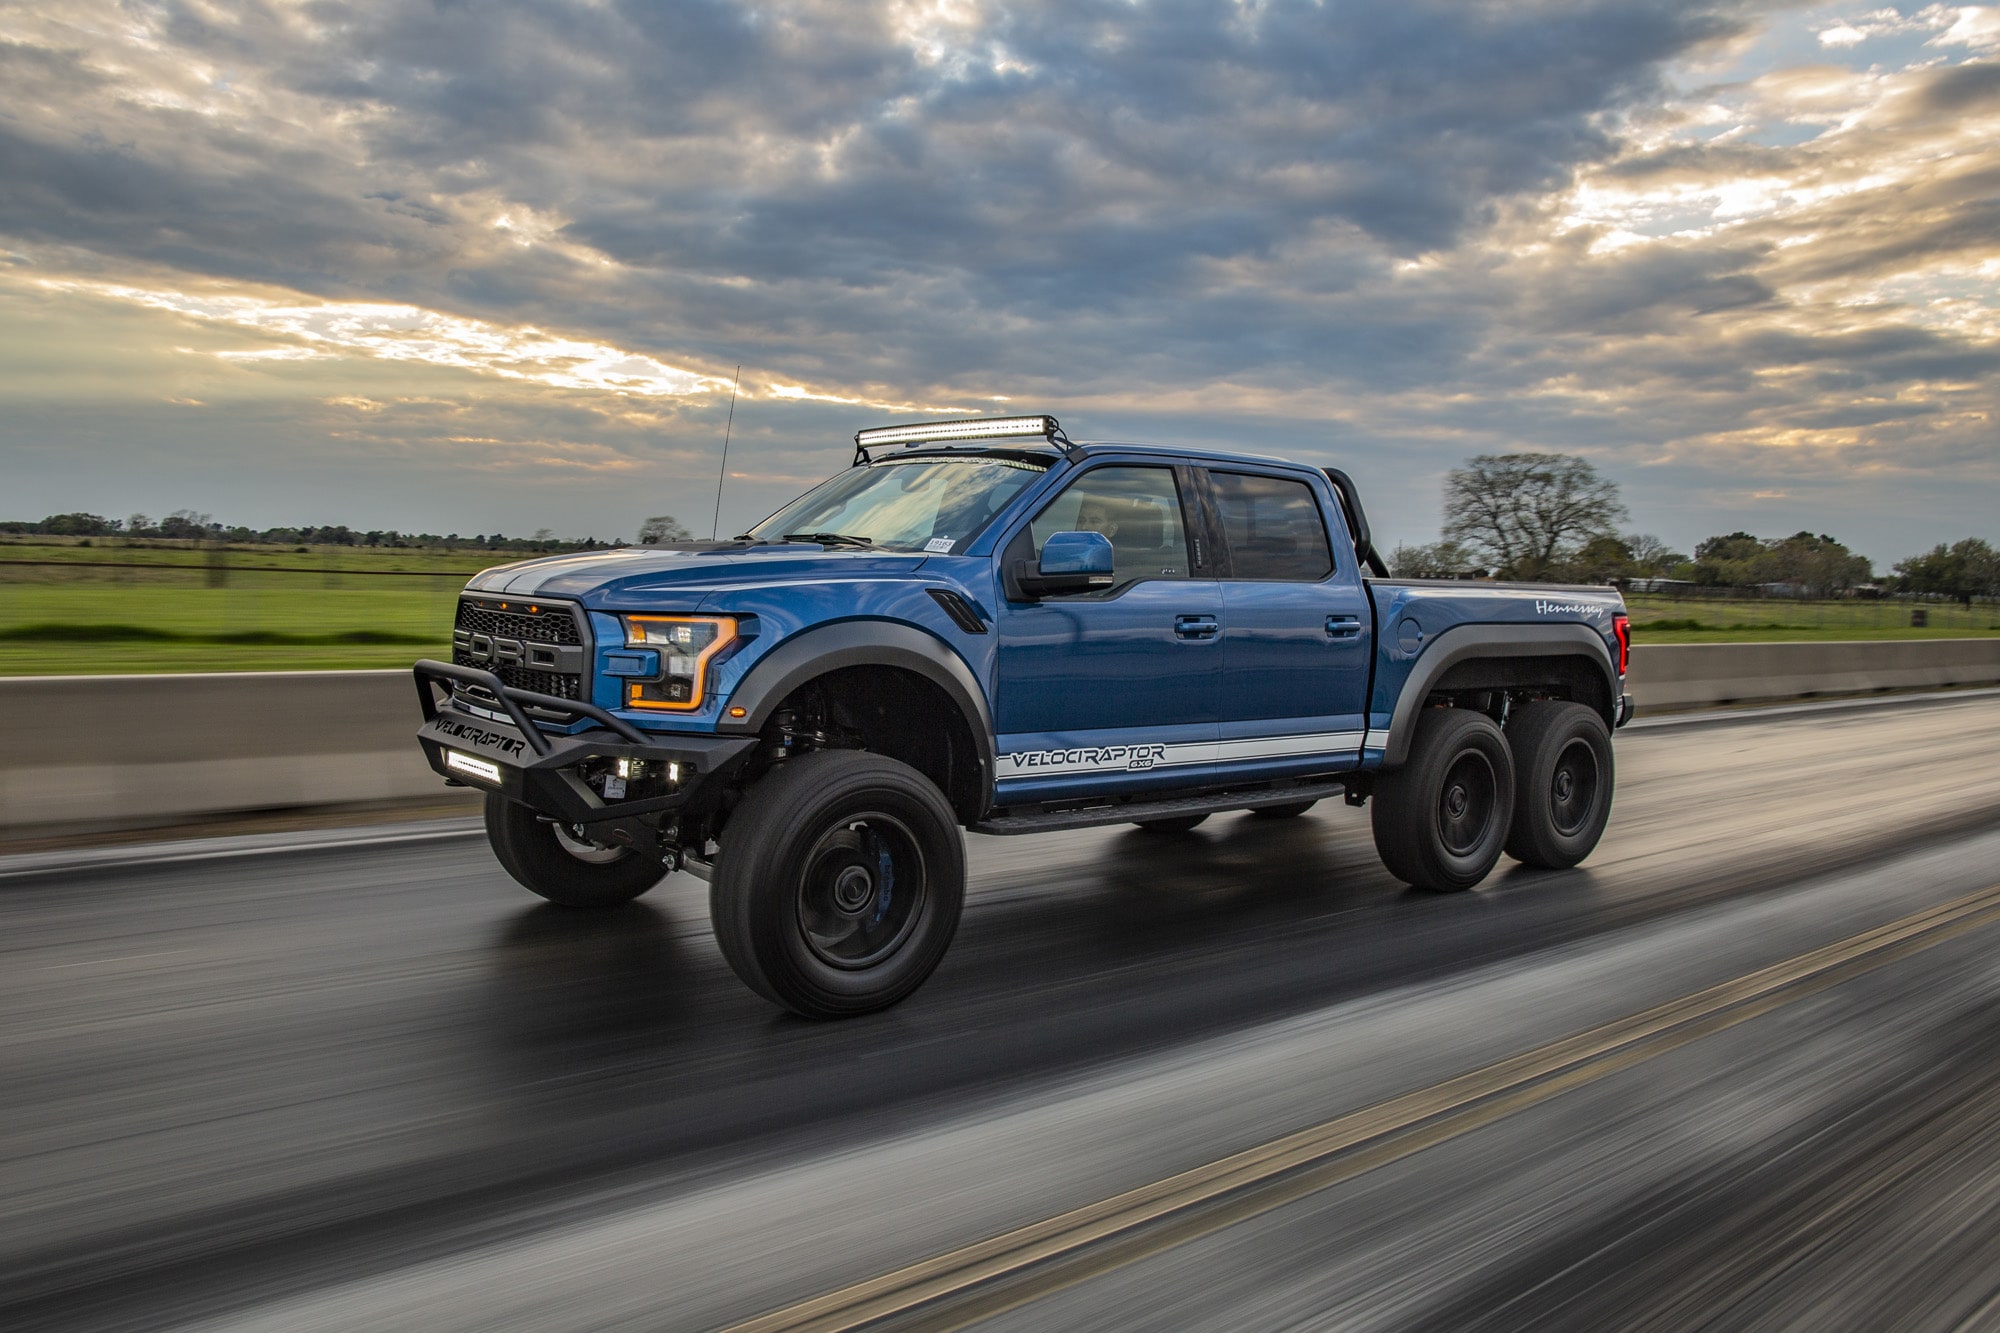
2, 0, 1996, 563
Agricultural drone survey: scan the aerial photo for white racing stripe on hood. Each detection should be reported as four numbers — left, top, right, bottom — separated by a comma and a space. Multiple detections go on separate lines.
472, 547, 701, 595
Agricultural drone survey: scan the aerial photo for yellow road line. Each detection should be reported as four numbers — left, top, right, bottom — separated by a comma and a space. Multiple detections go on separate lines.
720, 882, 2000, 1333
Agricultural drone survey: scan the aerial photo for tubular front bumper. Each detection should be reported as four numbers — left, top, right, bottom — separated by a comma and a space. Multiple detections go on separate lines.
413, 660, 757, 823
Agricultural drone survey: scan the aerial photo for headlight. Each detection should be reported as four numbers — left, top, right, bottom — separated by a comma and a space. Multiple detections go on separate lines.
620, 615, 737, 710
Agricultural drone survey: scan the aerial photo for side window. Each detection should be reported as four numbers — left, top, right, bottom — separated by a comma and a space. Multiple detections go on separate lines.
1029, 465, 1191, 588
1209, 471, 1334, 581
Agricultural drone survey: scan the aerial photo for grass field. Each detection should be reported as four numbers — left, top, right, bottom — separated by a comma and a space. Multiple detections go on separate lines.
1623, 593, 2000, 642
0, 541, 473, 673
2, 541, 1995, 673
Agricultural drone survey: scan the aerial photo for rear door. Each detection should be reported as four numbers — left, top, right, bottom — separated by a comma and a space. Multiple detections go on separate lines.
1201, 468, 1371, 778
991, 461, 1223, 802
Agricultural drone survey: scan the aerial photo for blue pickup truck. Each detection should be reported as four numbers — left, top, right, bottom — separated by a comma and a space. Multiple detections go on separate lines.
416, 415, 1632, 1016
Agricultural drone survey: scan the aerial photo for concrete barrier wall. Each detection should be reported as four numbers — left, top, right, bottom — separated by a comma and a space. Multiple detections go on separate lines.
0, 670, 438, 833
1626, 638, 2000, 712
4, 640, 1999, 833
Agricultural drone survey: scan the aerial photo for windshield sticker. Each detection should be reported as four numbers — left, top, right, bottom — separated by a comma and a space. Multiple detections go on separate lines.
925, 537, 956, 553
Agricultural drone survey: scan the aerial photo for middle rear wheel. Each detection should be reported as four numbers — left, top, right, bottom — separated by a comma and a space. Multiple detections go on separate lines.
1371, 708, 1515, 893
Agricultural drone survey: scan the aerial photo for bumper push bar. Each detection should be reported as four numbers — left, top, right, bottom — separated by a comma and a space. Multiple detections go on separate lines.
412, 659, 757, 823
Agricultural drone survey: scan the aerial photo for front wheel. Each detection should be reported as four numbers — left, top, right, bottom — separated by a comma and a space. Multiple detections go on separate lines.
709, 750, 965, 1018
1504, 701, 1614, 868
484, 793, 665, 907
1371, 709, 1515, 893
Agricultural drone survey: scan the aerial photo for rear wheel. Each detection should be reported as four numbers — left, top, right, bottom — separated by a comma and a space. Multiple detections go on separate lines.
710, 750, 965, 1018
484, 793, 665, 907
1371, 709, 1514, 893
1250, 800, 1316, 820
1134, 814, 1209, 833
1504, 701, 1614, 868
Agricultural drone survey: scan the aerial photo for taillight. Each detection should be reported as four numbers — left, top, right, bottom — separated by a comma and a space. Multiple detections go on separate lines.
1613, 613, 1630, 676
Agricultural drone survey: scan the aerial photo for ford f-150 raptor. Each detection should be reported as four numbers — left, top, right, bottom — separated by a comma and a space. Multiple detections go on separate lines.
415, 415, 1633, 1017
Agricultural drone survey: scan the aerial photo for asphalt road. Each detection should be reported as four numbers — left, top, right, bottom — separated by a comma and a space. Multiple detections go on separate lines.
5, 693, 2000, 1331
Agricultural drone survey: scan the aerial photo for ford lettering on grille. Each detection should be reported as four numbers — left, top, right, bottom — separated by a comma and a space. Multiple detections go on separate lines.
451, 630, 582, 671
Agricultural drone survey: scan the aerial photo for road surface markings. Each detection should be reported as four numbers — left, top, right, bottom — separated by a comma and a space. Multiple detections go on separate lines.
720, 880, 2000, 1332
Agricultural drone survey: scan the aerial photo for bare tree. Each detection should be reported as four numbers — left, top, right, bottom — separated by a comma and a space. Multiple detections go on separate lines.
1623, 532, 1684, 576
1443, 453, 1627, 579
637, 515, 692, 545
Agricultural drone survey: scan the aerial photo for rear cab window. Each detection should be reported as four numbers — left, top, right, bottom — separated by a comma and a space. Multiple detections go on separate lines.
1206, 471, 1334, 581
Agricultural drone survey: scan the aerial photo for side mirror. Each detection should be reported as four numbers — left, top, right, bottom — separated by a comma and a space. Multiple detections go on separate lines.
1015, 531, 1115, 598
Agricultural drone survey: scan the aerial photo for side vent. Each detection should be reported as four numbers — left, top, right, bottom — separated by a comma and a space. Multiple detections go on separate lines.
927, 588, 988, 634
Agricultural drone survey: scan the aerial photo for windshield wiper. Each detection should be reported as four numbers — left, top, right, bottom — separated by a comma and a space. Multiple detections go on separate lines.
783, 532, 875, 549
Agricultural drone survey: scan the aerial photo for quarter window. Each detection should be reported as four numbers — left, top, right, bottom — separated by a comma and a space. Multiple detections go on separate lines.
1209, 471, 1334, 581
1029, 466, 1191, 589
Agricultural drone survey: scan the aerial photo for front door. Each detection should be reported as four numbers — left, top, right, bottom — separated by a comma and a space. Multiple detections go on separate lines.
992, 462, 1222, 802
1204, 468, 1371, 779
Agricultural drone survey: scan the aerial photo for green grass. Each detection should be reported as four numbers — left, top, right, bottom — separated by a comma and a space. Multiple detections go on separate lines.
3, 551, 1997, 673
0, 581, 461, 674
1624, 593, 2000, 643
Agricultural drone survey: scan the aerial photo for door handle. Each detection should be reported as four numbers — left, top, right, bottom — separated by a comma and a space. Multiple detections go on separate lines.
1325, 614, 1363, 639
1174, 614, 1220, 641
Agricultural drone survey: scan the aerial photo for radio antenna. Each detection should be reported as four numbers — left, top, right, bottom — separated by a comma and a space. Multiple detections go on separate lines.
710, 364, 741, 540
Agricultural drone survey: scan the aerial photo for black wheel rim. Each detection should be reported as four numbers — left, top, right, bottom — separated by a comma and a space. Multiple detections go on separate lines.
796, 813, 927, 969
1436, 750, 1498, 857
1548, 737, 1600, 837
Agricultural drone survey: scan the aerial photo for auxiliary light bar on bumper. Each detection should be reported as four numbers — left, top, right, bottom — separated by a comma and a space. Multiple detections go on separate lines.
412, 659, 757, 823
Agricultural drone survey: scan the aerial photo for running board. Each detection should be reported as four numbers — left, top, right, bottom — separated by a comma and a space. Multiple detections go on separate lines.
971, 778, 1352, 836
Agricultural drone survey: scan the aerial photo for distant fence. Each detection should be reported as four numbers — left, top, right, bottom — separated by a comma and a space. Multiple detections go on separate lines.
6, 641, 2000, 836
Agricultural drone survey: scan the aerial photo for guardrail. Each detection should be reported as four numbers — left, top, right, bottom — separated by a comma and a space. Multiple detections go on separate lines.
4, 640, 1999, 835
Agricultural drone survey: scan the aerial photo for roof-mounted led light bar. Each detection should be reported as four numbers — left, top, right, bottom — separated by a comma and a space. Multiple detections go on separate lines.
855, 415, 1061, 450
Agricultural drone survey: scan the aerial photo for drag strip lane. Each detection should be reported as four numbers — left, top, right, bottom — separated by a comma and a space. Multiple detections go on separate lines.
725, 880, 2000, 1333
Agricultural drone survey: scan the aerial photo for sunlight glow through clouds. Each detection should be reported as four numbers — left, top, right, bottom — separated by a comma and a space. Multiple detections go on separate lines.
35, 277, 995, 418
46, 279, 728, 397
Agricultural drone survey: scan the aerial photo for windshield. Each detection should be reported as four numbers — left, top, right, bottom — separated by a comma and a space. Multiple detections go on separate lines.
748, 455, 1049, 553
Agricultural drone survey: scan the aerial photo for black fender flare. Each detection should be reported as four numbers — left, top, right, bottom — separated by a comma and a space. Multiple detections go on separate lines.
717, 619, 996, 800
1382, 623, 1618, 767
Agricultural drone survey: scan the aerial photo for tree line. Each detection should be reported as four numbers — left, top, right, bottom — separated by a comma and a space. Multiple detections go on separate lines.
3, 509, 629, 554
1390, 452, 1997, 604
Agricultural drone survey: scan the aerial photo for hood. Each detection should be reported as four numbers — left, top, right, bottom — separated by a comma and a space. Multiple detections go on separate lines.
464, 542, 932, 602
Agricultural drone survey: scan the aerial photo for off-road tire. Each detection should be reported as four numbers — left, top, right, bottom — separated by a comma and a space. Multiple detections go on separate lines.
1135, 814, 1209, 833
1371, 709, 1515, 893
1504, 701, 1614, 869
484, 793, 665, 907
1250, 800, 1317, 820
710, 749, 965, 1019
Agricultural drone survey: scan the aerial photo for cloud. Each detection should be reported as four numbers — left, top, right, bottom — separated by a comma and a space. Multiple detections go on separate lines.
0, 0, 1995, 563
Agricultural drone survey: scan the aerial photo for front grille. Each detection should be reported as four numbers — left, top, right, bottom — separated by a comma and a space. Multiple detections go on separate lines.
455, 604, 582, 645
452, 597, 588, 707
494, 669, 582, 701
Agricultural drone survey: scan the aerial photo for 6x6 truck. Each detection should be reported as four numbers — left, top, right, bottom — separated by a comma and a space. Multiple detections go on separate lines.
416, 415, 1633, 1017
